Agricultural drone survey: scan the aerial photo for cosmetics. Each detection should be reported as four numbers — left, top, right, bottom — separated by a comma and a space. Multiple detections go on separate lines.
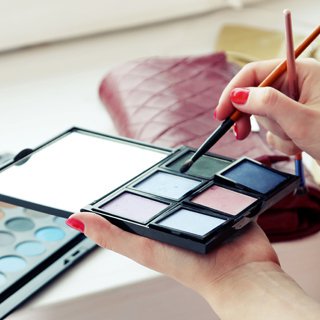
0, 128, 299, 254
0, 201, 95, 319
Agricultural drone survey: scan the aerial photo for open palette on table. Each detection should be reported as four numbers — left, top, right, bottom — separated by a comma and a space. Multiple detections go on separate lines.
0, 128, 299, 255
0, 203, 95, 318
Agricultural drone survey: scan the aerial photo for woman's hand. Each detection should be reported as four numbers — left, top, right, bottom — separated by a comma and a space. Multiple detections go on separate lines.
66, 213, 320, 319
66, 213, 278, 299
215, 58, 320, 162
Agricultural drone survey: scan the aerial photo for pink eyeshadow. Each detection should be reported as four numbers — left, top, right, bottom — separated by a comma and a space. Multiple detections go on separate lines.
100, 192, 169, 223
191, 185, 256, 215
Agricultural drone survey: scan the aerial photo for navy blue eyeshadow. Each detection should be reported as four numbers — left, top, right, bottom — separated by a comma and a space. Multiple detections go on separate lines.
222, 160, 287, 194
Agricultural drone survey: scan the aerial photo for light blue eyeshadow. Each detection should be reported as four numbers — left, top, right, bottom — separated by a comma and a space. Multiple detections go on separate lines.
223, 160, 287, 194
0, 256, 27, 273
134, 171, 201, 199
157, 209, 225, 236
16, 241, 46, 257
35, 227, 65, 242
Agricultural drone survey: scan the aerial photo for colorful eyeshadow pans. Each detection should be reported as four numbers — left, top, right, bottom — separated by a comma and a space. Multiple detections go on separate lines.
0, 128, 298, 255
0, 205, 78, 294
91, 151, 298, 253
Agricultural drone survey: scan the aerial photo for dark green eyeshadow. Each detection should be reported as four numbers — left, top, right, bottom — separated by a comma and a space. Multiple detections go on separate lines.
166, 151, 232, 178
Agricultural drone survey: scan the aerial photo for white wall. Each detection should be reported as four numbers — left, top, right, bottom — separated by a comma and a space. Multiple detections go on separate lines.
0, 0, 264, 52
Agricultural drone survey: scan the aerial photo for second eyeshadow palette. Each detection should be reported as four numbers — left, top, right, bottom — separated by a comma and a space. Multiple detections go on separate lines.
85, 147, 300, 254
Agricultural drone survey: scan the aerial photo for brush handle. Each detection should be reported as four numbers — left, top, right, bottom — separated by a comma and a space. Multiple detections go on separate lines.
184, 25, 320, 169
190, 117, 235, 163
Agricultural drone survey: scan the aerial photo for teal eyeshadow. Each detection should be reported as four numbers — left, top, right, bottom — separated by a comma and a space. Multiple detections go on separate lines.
134, 171, 201, 199
157, 208, 225, 236
223, 160, 287, 194
5, 217, 35, 232
16, 241, 46, 257
35, 227, 65, 242
167, 151, 231, 178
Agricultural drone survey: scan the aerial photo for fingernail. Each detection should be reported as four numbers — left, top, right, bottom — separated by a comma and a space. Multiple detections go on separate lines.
66, 217, 85, 233
230, 88, 250, 104
213, 109, 217, 120
233, 124, 239, 139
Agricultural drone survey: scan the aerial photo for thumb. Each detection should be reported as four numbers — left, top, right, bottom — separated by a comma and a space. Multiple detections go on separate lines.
65, 212, 181, 272
66, 211, 149, 258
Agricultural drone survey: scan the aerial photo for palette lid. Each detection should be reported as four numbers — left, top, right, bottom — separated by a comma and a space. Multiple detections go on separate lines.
0, 128, 171, 217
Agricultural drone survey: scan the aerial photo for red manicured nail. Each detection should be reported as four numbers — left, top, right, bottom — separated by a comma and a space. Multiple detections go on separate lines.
66, 217, 85, 233
230, 88, 250, 104
213, 109, 217, 119
233, 124, 239, 139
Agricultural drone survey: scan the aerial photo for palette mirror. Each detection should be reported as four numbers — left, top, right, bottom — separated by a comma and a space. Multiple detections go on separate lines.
0, 129, 170, 216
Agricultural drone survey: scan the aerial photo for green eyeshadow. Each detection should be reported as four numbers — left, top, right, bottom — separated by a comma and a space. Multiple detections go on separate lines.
166, 151, 232, 178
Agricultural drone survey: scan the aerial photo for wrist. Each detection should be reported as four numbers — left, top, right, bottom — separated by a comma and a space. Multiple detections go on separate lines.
201, 261, 320, 320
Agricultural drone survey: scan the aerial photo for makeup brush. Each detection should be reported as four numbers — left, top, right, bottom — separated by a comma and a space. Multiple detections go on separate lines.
180, 25, 320, 174
284, 9, 306, 194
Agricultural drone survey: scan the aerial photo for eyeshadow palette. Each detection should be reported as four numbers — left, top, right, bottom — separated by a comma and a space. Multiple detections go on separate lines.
0, 128, 300, 255
0, 201, 95, 319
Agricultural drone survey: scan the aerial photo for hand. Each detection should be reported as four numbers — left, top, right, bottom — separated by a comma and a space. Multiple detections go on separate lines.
66, 213, 278, 299
215, 58, 320, 162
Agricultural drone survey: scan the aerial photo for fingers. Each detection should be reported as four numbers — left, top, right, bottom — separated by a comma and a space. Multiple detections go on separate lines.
65, 213, 279, 296
67, 212, 169, 270
66, 212, 202, 285
233, 115, 251, 140
266, 132, 301, 155
216, 60, 283, 120
227, 87, 305, 141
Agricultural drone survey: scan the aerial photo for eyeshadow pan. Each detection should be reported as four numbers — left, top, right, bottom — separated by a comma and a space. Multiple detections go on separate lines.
16, 241, 46, 257
134, 171, 201, 200
5, 217, 35, 232
35, 227, 65, 242
0, 231, 15, 246
100, 192, 168, 223
0, 255, 27, 273
157, 208, 225, 237
167, 151, 231, 178
222, 160, 287, 194
192, 185, 257, 215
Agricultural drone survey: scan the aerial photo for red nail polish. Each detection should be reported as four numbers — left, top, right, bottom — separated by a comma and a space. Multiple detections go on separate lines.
233, 124, 239, 139
213, 110, 217, 120
230, 88, 250, 104
66, 217, 85, 233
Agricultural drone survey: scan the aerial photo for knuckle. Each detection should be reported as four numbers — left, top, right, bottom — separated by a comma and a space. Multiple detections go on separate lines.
260, 87, 279, 108
94, 233, 110, 250
240, 62, 258, 76
87, 219, 114, 250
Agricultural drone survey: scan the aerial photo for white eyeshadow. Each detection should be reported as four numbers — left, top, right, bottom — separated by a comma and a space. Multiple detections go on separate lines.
157, 209, 225, 236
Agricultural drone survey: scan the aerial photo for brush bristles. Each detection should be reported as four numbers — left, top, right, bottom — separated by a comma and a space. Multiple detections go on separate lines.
180, 159, 193, 173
